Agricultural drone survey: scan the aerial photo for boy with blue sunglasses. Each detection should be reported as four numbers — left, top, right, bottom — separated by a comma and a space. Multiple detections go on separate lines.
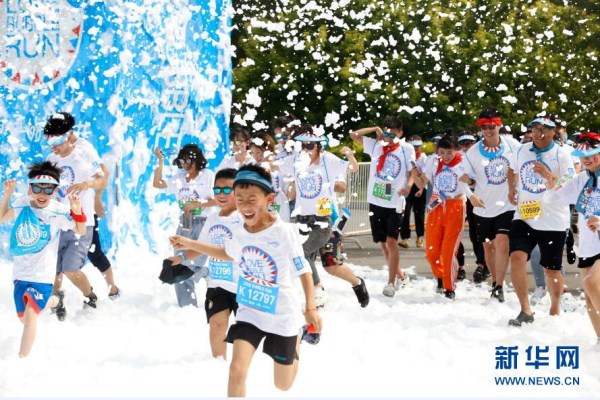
0, 161, 87, 357
168, 168, 242, 360
170, 164, 320, 396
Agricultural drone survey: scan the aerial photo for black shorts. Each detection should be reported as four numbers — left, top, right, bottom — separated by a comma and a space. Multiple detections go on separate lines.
578, 253, 600, 269
369, 203, 402, 243
225, 322, 298, 365
320, 232, 344, 267
205, 287, 238, 323
475, 210, 515, 242
509, 219, 566, 270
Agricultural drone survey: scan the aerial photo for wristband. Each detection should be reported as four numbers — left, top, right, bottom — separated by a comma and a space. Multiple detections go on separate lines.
70, 210, 87, 223
180, 252, 187, 261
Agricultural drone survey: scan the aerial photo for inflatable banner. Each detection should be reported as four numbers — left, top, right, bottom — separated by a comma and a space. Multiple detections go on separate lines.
0, 0, 232, 255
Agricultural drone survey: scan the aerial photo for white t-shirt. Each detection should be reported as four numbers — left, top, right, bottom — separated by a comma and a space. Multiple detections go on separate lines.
224, 217, 311, 337
165, 169, 215, 217
282, 151, 348, 217
463, 138, 517, 218
11, 197, 75, 284
199, 210, 243, 293
415, 151, 428, 172
545, 172, 600, 258
215, 154, 254, 172
561, 142, 580, 166
364, 137, 415, 209
500, 134, 522, 153
48, 145, 103, 227
75, 137, 104, 164
510, 142, 575, 231
425, 156, 469, 198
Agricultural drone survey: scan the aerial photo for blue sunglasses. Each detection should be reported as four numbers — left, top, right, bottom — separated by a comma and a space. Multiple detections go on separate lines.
383, 133, 396, 139
213, 186, 233, 195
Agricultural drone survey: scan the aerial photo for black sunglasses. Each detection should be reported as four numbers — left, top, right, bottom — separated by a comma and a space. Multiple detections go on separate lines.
31, 184, 56, 195
301, 143, 317, 150
213, 186, 233, 195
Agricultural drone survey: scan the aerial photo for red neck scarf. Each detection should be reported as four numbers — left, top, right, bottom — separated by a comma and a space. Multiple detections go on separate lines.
436, 152, 462, 174
415, 150, 423, 161
377, 142, 400, 174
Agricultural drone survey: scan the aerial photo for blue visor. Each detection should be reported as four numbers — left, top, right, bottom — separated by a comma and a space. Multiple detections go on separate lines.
294, 133, 326, 143
409, 140, 423, 146
528, 118, 556, 128
572, 145, 600, 158
28, 175, 60, 185
234, 170, 274, 193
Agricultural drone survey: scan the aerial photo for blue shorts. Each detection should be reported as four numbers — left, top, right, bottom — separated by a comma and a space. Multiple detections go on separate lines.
57, 227, 94, 272
13, 280, 54, 318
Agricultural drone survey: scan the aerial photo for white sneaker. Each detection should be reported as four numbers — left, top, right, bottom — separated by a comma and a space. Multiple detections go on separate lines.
394, 275, 410, 290
530, 286, 546, 306
314, 286, 326, 308
382, 283, 396, 297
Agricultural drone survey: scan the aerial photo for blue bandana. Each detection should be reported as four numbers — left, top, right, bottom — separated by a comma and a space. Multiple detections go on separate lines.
529, 141, 555, 161
478, 141, 504, 159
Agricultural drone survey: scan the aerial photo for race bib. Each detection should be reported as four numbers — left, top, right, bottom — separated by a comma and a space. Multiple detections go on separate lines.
316, 198, 332, 216
236, 275, 279, 314
372, 182, 392, 201
209, 259, 234, 282
519, 200, 542, 220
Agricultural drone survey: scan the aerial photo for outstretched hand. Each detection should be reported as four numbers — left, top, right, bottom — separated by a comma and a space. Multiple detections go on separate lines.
170, 235, 193, 250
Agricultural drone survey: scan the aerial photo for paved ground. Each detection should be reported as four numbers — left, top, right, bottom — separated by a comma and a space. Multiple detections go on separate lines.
343, 228, 583, 293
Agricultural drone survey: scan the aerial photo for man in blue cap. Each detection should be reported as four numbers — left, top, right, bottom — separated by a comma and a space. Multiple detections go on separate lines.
507, 113, 575, 326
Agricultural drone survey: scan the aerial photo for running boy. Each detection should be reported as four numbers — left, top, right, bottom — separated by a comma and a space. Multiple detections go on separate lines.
0, 162, 87, 357
170, 164, 321, 397
169, 168, 242, 359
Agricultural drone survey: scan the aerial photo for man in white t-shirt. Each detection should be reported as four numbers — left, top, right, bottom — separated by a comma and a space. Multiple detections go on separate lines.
351, 115, 415, 297
44, 113, 107, 319
507, 114, 575, 326
0, 161, 87, 356
461, 108, 517, 302
54, 112, 121, 300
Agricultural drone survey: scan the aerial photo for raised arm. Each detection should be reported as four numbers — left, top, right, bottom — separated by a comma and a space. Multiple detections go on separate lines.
169, 235, 234, 261
350, 126, 383, 146
153, 147, 168, 189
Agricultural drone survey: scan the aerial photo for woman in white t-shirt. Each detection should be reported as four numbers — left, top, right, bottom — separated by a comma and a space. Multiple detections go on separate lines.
216, 124, 254, 172
153, 143, 216, 307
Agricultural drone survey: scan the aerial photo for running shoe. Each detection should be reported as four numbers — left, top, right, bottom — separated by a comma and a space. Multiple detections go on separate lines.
394, 275, 410, 290
416, 237, 424, 248
508, 311, 534, 327
398, 239, 409, 249
482, 266, 491, 280
301, 324, 320, 345
84, 288, 98, 309
109, 288, 121, 301
530, 286, 547, 306
473, 266, 484, 283
457, 268, 466, 281
352, 278, 370, 308
51, 290, 66, 321
491, 285, 505, 303
444, 290, 456, 299
382, 283, 396, 297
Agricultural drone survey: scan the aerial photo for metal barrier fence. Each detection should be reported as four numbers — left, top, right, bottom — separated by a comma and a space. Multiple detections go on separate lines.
342, 162, 372, 237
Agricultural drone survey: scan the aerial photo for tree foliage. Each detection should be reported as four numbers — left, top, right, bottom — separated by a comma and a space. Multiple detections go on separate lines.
231, 0, 599, 139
